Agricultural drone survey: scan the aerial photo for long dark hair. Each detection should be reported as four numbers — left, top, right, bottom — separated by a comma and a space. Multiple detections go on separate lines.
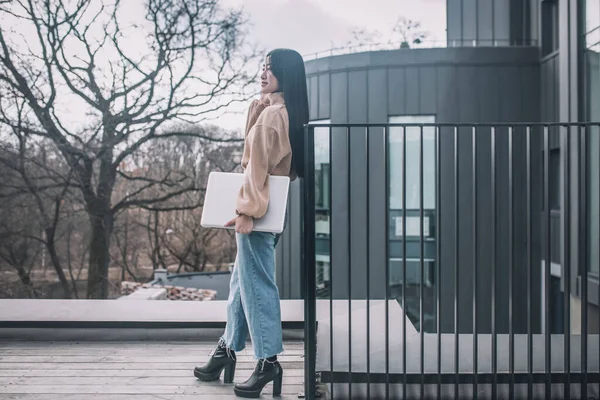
267, 48, 309, 178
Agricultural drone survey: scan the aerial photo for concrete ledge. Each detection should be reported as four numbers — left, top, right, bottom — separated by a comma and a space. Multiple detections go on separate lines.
0, 299, 305, 330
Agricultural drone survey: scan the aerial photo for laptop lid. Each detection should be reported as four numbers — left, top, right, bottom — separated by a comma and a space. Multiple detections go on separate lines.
201, 171, 290, 234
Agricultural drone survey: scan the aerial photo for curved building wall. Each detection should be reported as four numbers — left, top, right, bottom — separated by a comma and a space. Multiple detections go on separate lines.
277, 47, 543, 334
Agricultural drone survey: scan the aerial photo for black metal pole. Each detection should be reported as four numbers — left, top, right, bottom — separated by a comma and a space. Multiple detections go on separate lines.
491, 127, 498, 399
420, 125, 425, 400
402, 126, 407, 400
472, 126, 478, 400
365, 126, 371, 400
527, 126, 533, 400
303, 124, 316, 400
544, 125, 552, 400
328, 127, 334, 400
346, 126, 352, 400
385, 125, 391, 400
563, 125, 571, 400
454, 126, 460, 399
508, 127, 514, 399
436, 126, 442, 400
581, 125, 588, 400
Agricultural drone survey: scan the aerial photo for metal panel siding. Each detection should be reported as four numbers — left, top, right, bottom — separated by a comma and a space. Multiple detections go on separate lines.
367, 69, 388, 123
318, 74, 330, 120
331, 72, 348, 122
405, 67, 420, 115
478, 0, 494, 42
478, 67, 501, 122
447, 0, 462, 43
462, 0, 478, 41
289, 181, 303, 299
331, 128, 349, 300
368, 130, 387, 300
310, 76, 319, 121
387, 68, 406, 115
458, 67, 479, 121
436, 66, 459, 122
494, 0, 511, 43
348, 70, 367, 123
419, 67, 437, 115
350, 129, 368, 300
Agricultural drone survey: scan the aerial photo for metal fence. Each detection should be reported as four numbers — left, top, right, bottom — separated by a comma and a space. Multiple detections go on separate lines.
302, 123, 600, 399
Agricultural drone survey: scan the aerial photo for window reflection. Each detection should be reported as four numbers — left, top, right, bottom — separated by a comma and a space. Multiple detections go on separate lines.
388, 115, 437, 332
585, 0, 600, 275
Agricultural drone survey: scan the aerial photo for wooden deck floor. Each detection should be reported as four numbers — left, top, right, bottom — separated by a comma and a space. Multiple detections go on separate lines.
0, 340, 305, 400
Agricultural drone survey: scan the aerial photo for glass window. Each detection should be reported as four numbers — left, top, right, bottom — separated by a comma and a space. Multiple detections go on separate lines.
585, 1, 600, 275
388, 115, 437, 332
311, 120, 331, 297
582, 0, 600, 275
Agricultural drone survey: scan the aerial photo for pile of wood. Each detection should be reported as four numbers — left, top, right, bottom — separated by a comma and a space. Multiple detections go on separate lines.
120, 281, 217, 301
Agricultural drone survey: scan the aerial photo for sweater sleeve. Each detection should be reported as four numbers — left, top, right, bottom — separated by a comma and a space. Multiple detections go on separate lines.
236, 124, 283, 219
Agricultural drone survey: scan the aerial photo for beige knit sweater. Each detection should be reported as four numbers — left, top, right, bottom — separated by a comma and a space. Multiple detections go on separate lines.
236, 92, 295, 219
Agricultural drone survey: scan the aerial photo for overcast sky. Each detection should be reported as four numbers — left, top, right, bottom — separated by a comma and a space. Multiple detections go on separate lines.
218, 0, 447, 130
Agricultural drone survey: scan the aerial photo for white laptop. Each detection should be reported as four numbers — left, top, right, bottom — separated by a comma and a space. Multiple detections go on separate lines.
201, 172, 290, 234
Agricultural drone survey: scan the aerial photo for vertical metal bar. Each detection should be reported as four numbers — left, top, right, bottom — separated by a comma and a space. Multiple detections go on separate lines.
581, 124, 588, 400
303, 124, 317, 400
346, 126, 352, 400
563, 125, 571, 400
508, 126, 514, 399
472, 126, 478, 399
402, 125, 407, 400
328, 126, 334, 400
385, 125, 391, 400
365, 126, 371, 400
491, 126, 498, 399
527, 126, 533, 400
436, 126, 442, 400
419, 125, 425, 399
544, 125, 552, 400
454, 126, 460, 399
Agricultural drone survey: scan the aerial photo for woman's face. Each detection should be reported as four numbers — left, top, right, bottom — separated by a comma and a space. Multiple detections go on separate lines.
260, 56, 280, 94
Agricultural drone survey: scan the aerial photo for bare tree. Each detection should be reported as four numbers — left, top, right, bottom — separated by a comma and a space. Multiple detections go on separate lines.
0, 0, 257, 298
391, 16, 428, 48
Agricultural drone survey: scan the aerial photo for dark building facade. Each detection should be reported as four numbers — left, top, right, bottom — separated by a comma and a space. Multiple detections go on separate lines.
275, 0, 599, 337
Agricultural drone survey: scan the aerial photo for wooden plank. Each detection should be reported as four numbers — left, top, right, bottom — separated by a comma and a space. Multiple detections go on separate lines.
0, 368, 306, 378
0, 376, 305, 386
0, 384, 304, 395
0, 341, 305, 350
0, 362, 305, 370
0, 395, 302, 400
0, 348, 305, 356
0, 355, 302, 363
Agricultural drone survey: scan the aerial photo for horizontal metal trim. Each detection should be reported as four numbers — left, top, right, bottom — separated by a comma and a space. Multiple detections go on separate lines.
320, 371, 600, 384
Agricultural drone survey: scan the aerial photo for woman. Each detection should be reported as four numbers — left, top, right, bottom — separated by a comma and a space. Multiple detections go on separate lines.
193, 48, 309, 398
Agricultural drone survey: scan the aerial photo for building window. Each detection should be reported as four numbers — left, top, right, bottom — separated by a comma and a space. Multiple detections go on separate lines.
584, 0, 600, 276
311, 120, 331, 297
388, 115, 437, 332
541, 0, 559, 56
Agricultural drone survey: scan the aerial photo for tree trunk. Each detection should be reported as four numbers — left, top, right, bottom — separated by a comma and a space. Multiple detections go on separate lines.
44, 229, 72, 299
87, 210, 113, 299
14, 266, 39, 298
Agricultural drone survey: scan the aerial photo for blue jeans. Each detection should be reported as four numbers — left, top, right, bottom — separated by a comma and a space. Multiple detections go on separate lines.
220, 231, 283, 359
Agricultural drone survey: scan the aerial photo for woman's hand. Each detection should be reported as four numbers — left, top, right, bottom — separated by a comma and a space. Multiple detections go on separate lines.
225, 214, 254, 234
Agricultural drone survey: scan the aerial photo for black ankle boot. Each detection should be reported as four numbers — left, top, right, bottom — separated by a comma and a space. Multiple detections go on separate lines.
194, 341, 236, 383
233, 356, 283, 398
